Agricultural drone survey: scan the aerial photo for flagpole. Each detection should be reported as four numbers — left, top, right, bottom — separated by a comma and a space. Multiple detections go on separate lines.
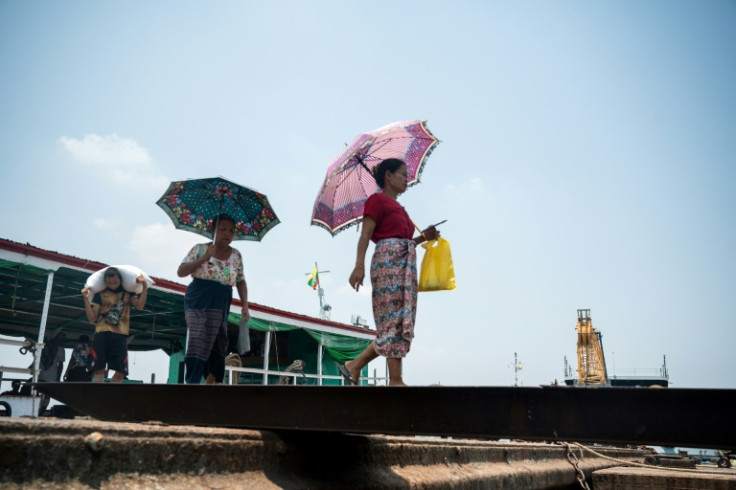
306, 262, 331, 320
316, 262, 326, 318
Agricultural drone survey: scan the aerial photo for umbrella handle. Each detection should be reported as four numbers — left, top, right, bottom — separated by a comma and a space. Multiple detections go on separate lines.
414, 220, 445, 240
413, 222, 426, 240
209, 218, 219, 264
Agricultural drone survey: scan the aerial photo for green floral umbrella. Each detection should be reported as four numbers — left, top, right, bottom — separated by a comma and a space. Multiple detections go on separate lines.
156, 176, 280, 241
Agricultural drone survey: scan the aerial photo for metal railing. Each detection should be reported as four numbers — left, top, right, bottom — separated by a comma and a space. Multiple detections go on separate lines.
0, 337, 43, 380
609, 367, 668, 378
0, 337, 45, 417
225, 365, 388, 386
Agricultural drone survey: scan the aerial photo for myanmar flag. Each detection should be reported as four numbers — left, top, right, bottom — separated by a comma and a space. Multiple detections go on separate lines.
307, 265, 319, 290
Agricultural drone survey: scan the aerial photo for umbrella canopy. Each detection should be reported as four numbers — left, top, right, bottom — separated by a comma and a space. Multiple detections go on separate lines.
311, 120, 439, 236
156, 176, 280, 241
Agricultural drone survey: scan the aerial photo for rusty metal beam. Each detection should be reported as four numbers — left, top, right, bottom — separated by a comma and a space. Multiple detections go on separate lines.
35, 383, 736, 450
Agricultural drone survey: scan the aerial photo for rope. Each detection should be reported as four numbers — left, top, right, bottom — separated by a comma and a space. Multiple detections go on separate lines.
572, 442, 733, 476
277, 360, 306, 385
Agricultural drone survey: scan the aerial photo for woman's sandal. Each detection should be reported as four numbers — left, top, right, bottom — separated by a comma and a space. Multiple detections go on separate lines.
337, 364, 357, 385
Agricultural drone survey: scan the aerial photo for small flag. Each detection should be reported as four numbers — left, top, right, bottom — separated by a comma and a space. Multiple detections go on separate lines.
307, 265, 319, 290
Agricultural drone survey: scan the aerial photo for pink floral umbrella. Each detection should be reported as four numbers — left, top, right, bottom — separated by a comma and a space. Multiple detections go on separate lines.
311, 120, 440, 236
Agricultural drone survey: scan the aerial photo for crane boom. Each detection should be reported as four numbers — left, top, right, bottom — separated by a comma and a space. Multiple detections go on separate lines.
575, 309, 608, 385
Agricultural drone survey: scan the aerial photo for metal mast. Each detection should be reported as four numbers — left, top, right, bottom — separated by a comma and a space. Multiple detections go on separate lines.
508, 352, 523, 387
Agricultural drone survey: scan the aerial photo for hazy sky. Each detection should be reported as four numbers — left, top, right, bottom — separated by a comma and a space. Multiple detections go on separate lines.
1, 1, 734, 389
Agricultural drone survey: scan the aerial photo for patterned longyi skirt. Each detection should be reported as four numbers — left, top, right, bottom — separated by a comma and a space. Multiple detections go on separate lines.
370, 238, 418, 359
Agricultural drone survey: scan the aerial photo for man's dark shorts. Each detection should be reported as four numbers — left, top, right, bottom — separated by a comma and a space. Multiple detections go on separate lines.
90, 331, 129, 376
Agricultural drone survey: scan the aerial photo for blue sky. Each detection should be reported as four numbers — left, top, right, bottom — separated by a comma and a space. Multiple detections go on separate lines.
1, 1, 734, 388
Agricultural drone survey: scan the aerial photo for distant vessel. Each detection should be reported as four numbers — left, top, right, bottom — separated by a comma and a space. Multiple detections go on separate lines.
562, 309, 669, 388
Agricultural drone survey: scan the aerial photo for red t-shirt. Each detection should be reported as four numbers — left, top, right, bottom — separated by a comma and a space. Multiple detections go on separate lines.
363, 193, 414, 243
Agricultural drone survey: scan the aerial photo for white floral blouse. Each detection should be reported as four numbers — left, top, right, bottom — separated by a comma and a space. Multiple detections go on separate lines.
182, 243, 245, 287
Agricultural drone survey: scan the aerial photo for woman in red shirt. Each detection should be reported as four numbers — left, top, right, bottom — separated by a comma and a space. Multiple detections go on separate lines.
343, 158, 440, 386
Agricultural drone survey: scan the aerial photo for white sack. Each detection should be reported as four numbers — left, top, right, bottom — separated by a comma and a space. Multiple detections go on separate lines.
84, 265, 154, 298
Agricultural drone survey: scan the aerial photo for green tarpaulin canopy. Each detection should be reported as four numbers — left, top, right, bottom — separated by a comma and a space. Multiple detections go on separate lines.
228, 313, 370, 364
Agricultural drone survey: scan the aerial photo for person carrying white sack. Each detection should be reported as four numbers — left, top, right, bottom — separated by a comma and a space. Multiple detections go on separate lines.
81, 267, 148, 383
